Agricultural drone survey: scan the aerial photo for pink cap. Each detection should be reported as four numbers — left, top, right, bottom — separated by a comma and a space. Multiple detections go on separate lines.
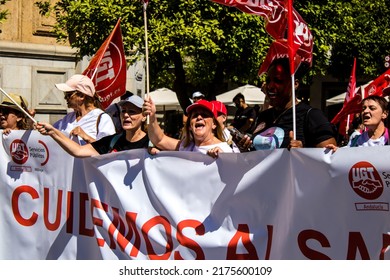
211, 100, 227, 116
186, 99, 217, 118
55, 74, 95, 97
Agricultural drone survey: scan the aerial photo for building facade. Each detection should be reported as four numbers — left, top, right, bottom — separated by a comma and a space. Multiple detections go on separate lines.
0, 0, 79, 123
0, 0, 142, 124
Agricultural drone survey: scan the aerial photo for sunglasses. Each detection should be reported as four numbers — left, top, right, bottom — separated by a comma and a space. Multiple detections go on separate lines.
121, 108, 141, 115
0, 108, 17, 116
190, 109, 213, 119
64, 91, 78, 99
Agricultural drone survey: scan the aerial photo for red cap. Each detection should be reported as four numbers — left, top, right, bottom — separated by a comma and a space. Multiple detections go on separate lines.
186, 99, 217, 118
211, 100, 227, 116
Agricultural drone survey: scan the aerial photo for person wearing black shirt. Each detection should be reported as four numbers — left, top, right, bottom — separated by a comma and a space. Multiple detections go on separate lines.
237, 58, 336, 150
231, 93, 256, 134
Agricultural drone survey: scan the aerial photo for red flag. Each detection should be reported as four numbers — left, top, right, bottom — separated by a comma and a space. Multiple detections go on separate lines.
257, 40, 301, 75
331, 67, 390, 125
330, 92, 362, 125
345, 58, 357, 103
82, 19, 127, 109
287, 0, 295, 75
336, 58, 357, 136
383, 75, 390, 96
211, 0, 313, 75
361, 67, 390, 98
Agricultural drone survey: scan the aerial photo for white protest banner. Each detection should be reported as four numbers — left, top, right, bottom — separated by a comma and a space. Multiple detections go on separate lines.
0, 130, 389, 259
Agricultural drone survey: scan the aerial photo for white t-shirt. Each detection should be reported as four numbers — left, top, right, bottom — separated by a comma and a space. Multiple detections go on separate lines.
179, 141, 234, 153
347, 128, 389, 147
53, 108, 116, 145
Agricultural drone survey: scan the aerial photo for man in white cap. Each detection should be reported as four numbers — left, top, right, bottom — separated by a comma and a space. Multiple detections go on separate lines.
53, 74, 115, 144
192, 91, 205, 102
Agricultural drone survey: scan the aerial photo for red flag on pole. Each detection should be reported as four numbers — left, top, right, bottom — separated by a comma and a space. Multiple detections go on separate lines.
361, 68, 390, 98
330, 93, 362, 126
331, 67, 390, 125
211, 0, 313, 75
287, 0, 295, 75
336, 58, 357, 136
345, 58, 357, 104
82, 19, 127, 109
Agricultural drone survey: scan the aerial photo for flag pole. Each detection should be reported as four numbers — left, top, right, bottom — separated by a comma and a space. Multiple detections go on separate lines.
0, 88, 37, 124
291, 74, 296, 139
143, 1, 150, 123
287, 0, 296, 140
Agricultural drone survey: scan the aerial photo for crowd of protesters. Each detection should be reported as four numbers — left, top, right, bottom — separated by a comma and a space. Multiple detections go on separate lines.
2, 57, 390, 159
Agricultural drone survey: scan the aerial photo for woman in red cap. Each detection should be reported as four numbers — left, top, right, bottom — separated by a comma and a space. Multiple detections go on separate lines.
143, 97, 233, 158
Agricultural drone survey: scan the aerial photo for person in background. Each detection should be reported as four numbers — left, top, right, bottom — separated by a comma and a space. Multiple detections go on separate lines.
345, 114, 364, 147
143, 97, 233, 158
53, 74, 116, 145
104, 90, 134, 133
326, 95, 389, 152
211, 100, 240, 153
237, 58, 336, 150
0, 93, 34, 135
192, 91, 205, 103
36, 95, 150, 157
230, 93, 256, 134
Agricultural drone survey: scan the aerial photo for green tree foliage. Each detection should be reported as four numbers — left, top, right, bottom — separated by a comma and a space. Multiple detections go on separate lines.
298, 0, 390, 80
35, 0, 390, 105
0, 0, 10, 25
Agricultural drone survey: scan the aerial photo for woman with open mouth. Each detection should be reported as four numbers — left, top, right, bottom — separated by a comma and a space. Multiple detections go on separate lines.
143, 98, 233, 158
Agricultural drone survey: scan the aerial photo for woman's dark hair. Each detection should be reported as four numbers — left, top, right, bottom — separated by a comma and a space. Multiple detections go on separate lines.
361, 95, 389, 127
347, 114, 362, 136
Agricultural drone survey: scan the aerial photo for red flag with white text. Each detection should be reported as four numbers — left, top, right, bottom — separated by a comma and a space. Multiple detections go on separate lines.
211, 0, 313, 75
361, 68, 390, 98
82, 19, 127, 109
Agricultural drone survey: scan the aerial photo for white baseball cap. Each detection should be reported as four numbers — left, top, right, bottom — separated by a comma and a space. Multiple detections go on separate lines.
55, 74, 96, 97
118, 95, 144, 109
192, 91, 205, 99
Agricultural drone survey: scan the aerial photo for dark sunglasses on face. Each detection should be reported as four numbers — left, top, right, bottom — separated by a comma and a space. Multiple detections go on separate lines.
0, 108, 16, 116
190, 110, 213, 119
64, 91, 78, 99
121, 108, 141, 115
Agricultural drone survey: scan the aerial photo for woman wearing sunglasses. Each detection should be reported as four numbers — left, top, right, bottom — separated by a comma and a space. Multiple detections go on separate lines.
0, 93, 33, 134
53, 74, 116, 145
143, 97, 234, 158
36, 95, 151, 157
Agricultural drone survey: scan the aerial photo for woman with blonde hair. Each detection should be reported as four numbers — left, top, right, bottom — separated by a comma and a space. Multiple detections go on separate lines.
143, 97, 233, 158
